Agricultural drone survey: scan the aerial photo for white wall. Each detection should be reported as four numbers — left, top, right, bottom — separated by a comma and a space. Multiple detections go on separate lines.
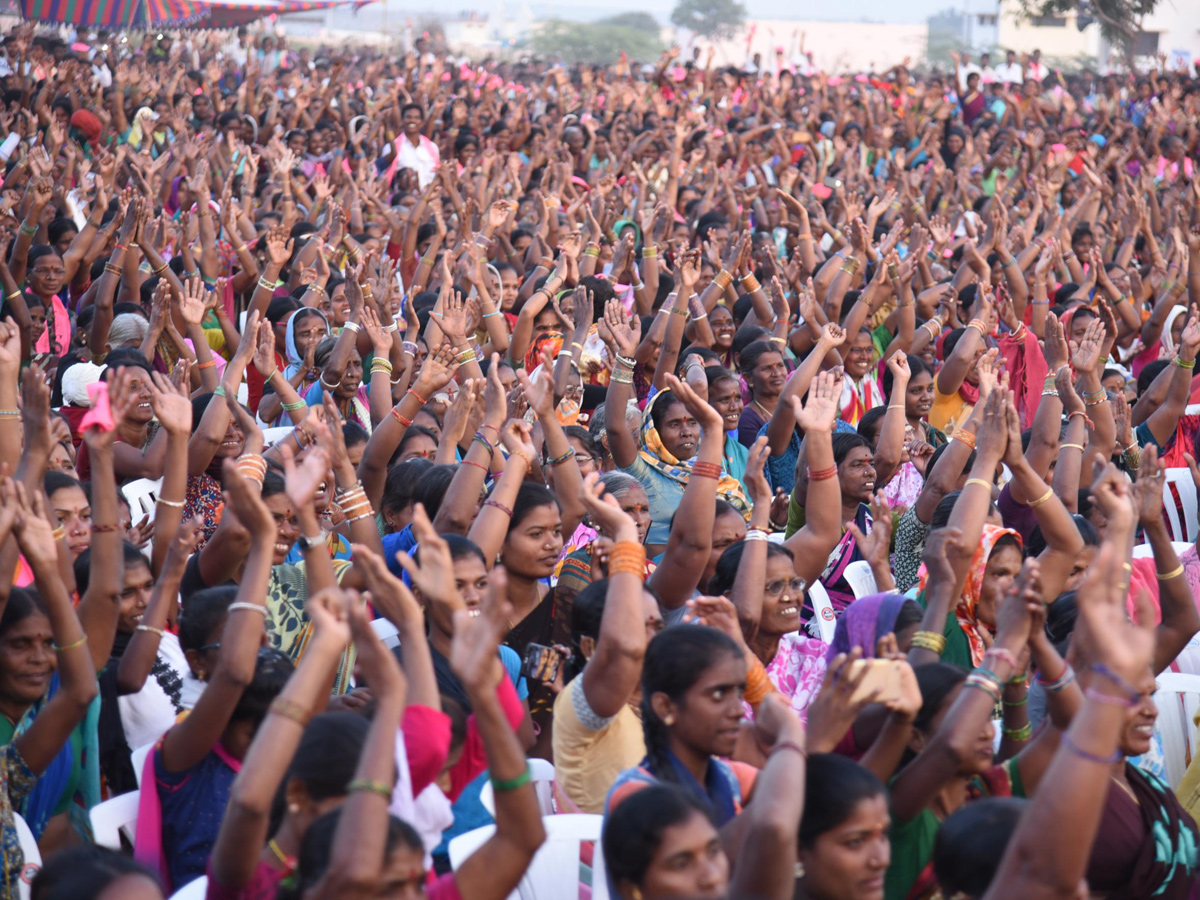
698, 19, 928, 75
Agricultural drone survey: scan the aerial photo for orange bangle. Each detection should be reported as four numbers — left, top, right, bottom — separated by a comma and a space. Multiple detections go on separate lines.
691, 461, 722, 480
744, 655, 775, 706
952, 429, 976, 449
391, 407, 412, 427
196, 359, 217, 370
607, 541, 647, 577
808, 465, 837, 481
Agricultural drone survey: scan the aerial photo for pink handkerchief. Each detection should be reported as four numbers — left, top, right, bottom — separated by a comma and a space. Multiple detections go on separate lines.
79, 381, 115, 433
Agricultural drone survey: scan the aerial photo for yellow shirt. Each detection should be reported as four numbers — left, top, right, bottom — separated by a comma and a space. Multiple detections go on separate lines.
552, 676, 644, 814
930, 386, 973, 437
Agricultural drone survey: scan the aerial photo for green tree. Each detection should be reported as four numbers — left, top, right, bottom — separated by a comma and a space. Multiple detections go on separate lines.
529, 16, 663, 65
670, 0, 746, 41
1011, 0, 1157, 68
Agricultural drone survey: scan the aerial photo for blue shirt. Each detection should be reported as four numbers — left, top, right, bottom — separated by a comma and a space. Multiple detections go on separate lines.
156, 746, 238, 891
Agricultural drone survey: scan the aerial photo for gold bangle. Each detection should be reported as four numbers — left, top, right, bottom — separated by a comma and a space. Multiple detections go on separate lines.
1060, 443, 1085, 452
911, 631, 947, 654
51, 526, 65, 541
136, 624, 164, 637
156, 497, 185, 509
887, 404, 906, 411
1028, 486, 1056, 508
964, 478, 993, 491
52, 634, 87, 652
1157, 563, 1185, 581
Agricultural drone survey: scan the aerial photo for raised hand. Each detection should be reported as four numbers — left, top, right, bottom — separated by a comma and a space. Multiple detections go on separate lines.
663, 372, 724, 434
791, 369, 838, 433
413, 342, 459, 397
147, 368, 193, 435
603, 297, 641, 359
578, 471, 639, 542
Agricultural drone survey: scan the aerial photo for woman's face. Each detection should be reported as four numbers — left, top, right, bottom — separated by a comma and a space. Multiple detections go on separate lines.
977, 542, 1023, 628
335, 352, 363, 401
397, 434, 437, 462
502, 503, 564, 579
329, 287, 350, 327
265, 493, 300, 566
845, 332, 875, 379
1171, 313, 1186, 348
626, 809, 728, 900
709, 306, 734, 350
658, 401, 699, 461
759, 553, 804, 636
1068, 313, 1094, 347
1101, 372, 1126, 397
1116, 666, 1157, 757
568, 437, 601, 477
214, 418, 246, 459
0, 612, 55, 707
707, 510, 747, 585
28, 304, 46, 342
749, 351, 787, 398
375, 841, 427, 899
905, 370, 934, 420
708, 378, 743, 433
798, 794, 891, 900
48, 440, 77, 477
292, 312, 329, 359
50, 485, 92, 559
611, 484, 652, 545
122, 368, 156, 425
425, 554, 490, 638
118, 562, 156, 633
29, 252, 65, 297
665, 651, 747, 760
1064, 544, 1097, 592
837, 447, 877, 504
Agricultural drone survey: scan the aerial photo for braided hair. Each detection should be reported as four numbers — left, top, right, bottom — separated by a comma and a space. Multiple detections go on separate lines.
639, 625, 741, 784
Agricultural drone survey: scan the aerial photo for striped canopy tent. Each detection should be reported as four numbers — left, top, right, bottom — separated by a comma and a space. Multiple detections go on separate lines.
200, 0, 350, 28
21, 0, 207, 27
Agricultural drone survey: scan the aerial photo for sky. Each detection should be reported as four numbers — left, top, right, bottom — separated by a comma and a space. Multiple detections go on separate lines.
524, 0, 969, 27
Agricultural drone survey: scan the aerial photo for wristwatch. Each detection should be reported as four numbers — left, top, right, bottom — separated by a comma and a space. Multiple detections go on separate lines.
297, 533, 325, 554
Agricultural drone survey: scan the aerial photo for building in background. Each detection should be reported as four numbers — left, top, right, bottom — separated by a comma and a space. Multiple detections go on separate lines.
695, 19, 928, 75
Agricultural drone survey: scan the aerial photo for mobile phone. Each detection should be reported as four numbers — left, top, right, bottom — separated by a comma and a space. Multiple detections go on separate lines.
845, 659, 919, 708
520, 643, 563, 683
822, 176, 843, 191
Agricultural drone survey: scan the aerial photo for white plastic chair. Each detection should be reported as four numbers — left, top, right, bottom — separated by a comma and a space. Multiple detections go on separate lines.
90, 791, 140, 850
369, 617, 400, 650
807, 581, 837, 644
1131, 541, 1193, 559
170, 876, 208, 899
843, 561, 878, 600
1162, 468, 1199, 543
261, 425, 295, 447
1153, 672, 1200, 788
479, 758, 557, 817
131, 741, 154, 788
122, 477, 164, 525
14, 813, 39, 900
449, 814, 605, 900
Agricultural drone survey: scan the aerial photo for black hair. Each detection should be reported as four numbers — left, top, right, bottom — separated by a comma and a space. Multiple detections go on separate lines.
74, 542, 147, 597
602, 783, 716, 891
396, 424, 438, 457
737, 340, 779, 377
931, 491, 999, 530
560, 425, 598, 461
506, 481, 560, 533
1045, 590, 1078, 653
268, 712, 370, 834
731, 326, 769, 360
342, 422, 369, 448
567, 578, 610, 682
934, 797, 1029, 898
411, 464, 456, 520
708, 540, 794, 596
261, 468, 286, 500
178, 585, 238, 652
640, 626, 742, 783
102, 348, 154, 375
925, 442, 976, 488
1138, 359, 1170, 398
231, 647, 294, 724
882, 354, 930, 399
832, 432, 872, 467
798, 754, 887, 847
44, 469, 85, 499
857, 407, 888, 445
0, 588, 46, 637
279, 810, 421, 900
415, 533, 487, 570
894, 599, 925, 635
1026, 514, 1098, 557
648, 389, 680, 435
381, 458, 433, 521
913, 662, 969, 734
30, 844, 160, 900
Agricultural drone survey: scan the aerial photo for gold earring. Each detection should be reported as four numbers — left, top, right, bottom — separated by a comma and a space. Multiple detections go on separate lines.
663, 715, 675, 726
631, 889, 643, 900
288, 802, 300, 814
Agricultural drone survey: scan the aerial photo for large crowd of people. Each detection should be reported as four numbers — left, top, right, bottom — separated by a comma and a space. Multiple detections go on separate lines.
0, 18, 1196, 899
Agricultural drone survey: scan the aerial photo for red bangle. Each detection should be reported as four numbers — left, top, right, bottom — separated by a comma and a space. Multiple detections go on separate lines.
406, 388, 428, 406
484, 499, 513, 517
808, 465, 837, 481
463, 459, 489, 472
691, 461, 723, 480
390, 407, 413, 427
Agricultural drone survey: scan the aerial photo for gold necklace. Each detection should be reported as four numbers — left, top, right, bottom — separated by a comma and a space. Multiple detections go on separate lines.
752, 397, 772, 417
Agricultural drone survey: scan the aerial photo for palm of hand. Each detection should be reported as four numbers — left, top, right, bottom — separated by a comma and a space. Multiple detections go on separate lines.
154, 393, 192, 432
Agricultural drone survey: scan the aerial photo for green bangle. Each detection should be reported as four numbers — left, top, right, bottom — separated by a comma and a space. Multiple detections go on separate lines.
490, 765, 533, 793
281, 400, 307, 412
347, 778, 393, 800
213, 386, 226, 397
1003, 723, 1033, 741
1002, 695, 1028, 706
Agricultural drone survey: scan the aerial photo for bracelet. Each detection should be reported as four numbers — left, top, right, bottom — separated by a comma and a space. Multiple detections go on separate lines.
769, 740, 808, 760
263, 367, 279, 382
456, 348, 477, 365
390, 406, 413, 427
1176, 357, 1196, 370
196, 359, 217, 370
984, 647, 1018, 670
156, 498, 185, 509
463, 459, 489, 473
911, 630, 947, 654
227, 602, 268, 615
92, 522, 120, 533
967, 318, 988, 336
642, 246, 659, 259
347, 779, 393, 800
887, 404, 906, 411
402, 342, 418, 356
1157, 563, 1185, 581
51, 527, 64, 541
344, 321, 362, 334
19, 222, 38, 237
1003, 695, 1028, 706
741, 273, 761, 293
808, 465, 837, 481
1003, 723, 1033, 741
51, 634, 88, 652
491, 766, 533, 793
713, 270, 734, 291
306, 283, 326, 297
482, 310, 503, 319
1042, 389, 1060, 398
269, 698, 313, 726
136, 625, 164, 637
607, 541, 647, 577
964, 478, 993, 491
508, 449, 533, 470
1085, 687, 1136, 708
1028, 486, 1056, 508
257, 277, 280, 293
583, 247, 600, 258
951, 429, 976, 449
1089, 663, 1141, 704
964, 672, 1002, 704
103, 262, 122, 276
281, 400, 308, 412
1060, 443, 1085, 452
370, 359, 394, 375
691, 461, 722, 480
1062, 732, 1121, 765
744, 529, 771, 543
1037, 663, 1076, 693
484, 499, 514, 517
546, 448, 576, 467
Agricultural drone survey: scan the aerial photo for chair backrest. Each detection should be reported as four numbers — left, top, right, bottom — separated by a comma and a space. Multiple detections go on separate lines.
14, 813, 39, 899
479, 758, 557, 817
261, 426, 295, 447
843, 561, 878, 600
169, 875, 209, 899
1131, 541, 1194, 559
89, 791, 140, 850
369, 617, 401, 650
449, 814, 604, 900
1162, 468, 1199, 543
1152, 672, 1200, 788
131, 741, 155, 788
121, 477, 164, 525
807, 581, 837, 644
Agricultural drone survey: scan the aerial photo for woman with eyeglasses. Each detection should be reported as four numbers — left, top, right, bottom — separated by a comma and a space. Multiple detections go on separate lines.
840, 328, 886, 428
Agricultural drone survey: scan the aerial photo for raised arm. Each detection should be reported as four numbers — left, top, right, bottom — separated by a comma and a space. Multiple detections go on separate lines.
599, 298, 643, 469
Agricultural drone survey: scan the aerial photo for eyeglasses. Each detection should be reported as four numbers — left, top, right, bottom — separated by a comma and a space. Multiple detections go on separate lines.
197, 642, 221, 654
765, 578, 807, 598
